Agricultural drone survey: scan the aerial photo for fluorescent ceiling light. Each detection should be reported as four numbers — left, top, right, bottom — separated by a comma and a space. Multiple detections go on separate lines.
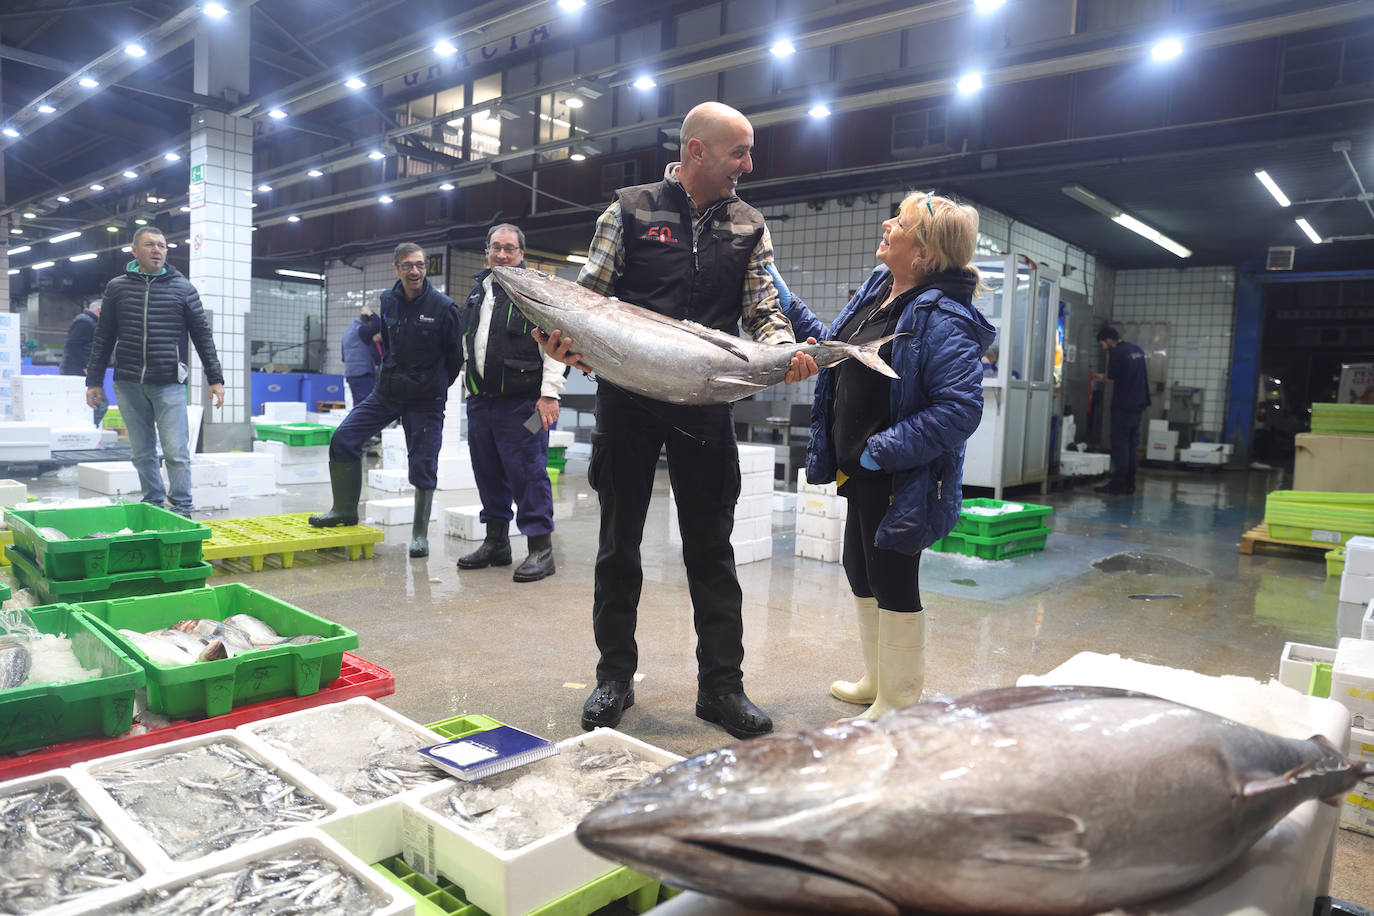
286, 215, 301, 223
2, 127, 19, 139
37, 105, 57, 114
31, 261, 55, 270
434, 40, 458, 56
1151, 37, 1183, 61
258, 184, 273, 192
344, 77, 367, 90
70, 252, 98, 262
439, 182, 455, 191
1061, 184, 1191, 258
956, 72, 983, 94
48, 231, 81, 244
203, 2, 228, 18
770, 40, 796, 58
123, 170, 138, 179
368, 151, 386, 160
1295, 218, 1323, 244
125, 44, 147, 57
307, 169, 324, 177
249, 202, 258, 208
8, 245, 31, 255
564, 97, 584, 109
56, 195, 70, 202
557, 0, 586, 10
78, 76, 99, 89
1254, 170, 1290, 208
569, 152, 586, 161
163, 152, 181, 161
566, 253, 588, 264
808, 104, 831, 119
632, 76, 657, 90
276, 269, 325, 280
268, 109, 287, 119
377, 195, 394, 204
90, 183, 105, 191
974, 0, 1005, 11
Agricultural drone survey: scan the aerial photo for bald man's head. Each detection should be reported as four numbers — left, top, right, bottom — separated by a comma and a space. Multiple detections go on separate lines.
678, 102, 755, 207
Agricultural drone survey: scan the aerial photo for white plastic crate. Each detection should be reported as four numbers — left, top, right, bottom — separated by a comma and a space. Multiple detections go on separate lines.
253, 438, 331, 465
77, 460, 142, 496
368, 468, 415, 493
368, 496, 415, 526
404, 728, 681, 916
275, 461, 331, 485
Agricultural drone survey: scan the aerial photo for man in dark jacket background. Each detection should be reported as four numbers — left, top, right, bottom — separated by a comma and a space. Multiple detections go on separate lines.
63, 301, 105, 426
1096, 326, 1151, 495
309, 242, 463, 559
456, 223, 562, 583
342, 303, 382, 406
85, 227, 224, 515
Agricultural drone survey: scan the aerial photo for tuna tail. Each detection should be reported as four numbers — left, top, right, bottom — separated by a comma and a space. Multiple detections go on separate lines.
822, 333, 905, 379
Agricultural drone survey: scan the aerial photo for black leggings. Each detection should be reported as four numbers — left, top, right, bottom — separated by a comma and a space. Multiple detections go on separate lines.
841, 473, 922, 612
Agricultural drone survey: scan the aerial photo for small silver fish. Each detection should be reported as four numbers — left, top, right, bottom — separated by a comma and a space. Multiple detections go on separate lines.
222, 614, 289, 647
0, 639, 32, 690
578, 685, 1374, 915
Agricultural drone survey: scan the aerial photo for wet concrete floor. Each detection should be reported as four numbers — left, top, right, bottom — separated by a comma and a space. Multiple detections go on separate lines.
10, 459, 1373, 906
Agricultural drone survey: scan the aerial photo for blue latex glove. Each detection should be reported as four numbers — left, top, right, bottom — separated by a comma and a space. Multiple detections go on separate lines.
859, 447, 880, 471
765, 262, 792, 310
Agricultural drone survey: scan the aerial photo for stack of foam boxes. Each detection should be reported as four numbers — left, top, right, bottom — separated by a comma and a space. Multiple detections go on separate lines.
435, 382, 475, 491
200, 450, 278, 499
794, 468, 844, 563
14, 375, 103, 450
1146, 419, 1178, 463
162, 456, 231, 510
666, 443, 773, 564
252, 438, 330, 487
0, 312, 17, 421
1341, 537, 1374, 646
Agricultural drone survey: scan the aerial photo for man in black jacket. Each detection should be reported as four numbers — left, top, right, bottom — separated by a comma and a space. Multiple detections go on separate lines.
456, 223, 562, 583
309, 242, 463, 559
1095, 326, 1152, 495
63, 302, 105, 426
85, 227, 224, 515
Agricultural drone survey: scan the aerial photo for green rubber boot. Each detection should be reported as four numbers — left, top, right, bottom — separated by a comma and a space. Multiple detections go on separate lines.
308, 461, 362, 528
409, 488, 435, 557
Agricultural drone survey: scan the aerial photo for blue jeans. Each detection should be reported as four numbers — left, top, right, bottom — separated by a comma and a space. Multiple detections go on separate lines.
114, 381, 191, 512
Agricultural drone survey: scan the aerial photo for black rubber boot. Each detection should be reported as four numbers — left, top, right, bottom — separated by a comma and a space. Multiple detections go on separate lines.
409, 488, 435, 558
513, 533, 555, 582
308, 462, 362, 527
457, 521, 512, 569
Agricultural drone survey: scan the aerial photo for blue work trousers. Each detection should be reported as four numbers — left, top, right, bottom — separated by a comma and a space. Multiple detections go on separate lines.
346, 373, 375, 407
465, 394, 554, 536
1110, 408, 1143, 489
330, 391, 445, 489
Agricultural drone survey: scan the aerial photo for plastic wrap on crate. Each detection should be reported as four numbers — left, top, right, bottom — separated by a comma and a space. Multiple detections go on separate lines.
72, 730, 341, 870
401, 728, 681, 916
74, 583, 359, 719
5, 501, 210, 579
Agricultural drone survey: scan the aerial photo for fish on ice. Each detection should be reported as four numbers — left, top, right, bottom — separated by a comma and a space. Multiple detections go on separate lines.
492, 265, 899, 405
577, 685, 1374, 915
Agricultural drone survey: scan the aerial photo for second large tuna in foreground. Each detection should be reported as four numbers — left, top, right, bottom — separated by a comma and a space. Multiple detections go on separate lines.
493, 266, 897, 405
577, 685, 1372, 915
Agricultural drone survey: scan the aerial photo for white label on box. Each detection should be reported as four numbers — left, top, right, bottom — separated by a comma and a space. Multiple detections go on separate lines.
1313, 529, 1342, 544
402, 805, 439, 884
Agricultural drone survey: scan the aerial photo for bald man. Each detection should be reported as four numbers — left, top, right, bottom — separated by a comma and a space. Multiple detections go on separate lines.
539, 101, 818, 741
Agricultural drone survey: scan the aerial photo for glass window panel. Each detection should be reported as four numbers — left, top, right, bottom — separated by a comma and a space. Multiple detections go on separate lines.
1009, 263, 1032, 381
1031, 276, 1052, 382
470, 74, 502, 160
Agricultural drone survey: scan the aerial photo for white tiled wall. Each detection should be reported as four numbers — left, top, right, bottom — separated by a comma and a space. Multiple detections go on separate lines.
1110, 267, 1236, 436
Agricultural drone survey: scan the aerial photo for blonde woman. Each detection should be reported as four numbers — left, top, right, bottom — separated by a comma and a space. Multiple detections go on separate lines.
771, 192, 995, 720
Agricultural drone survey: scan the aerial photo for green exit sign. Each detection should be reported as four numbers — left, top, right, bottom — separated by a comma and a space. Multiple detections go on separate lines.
190, 164, 206, 183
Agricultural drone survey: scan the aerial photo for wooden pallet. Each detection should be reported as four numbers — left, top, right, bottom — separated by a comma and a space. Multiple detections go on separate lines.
203, 513, 383, 572
1239, 524, 1339, 557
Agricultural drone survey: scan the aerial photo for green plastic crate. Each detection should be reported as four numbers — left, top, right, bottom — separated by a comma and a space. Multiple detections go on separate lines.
548, 454, 567, 473
1328, 548, 1346, 579
1311, 403, 1374, 436
101, 407, 124, 429
0, 603, 145, 753
5, 544, 213, 604
0, 580, 9, 602
75, 583, 358, 719
1266, 523, 1363, 547
254, 422, 335, 446
953, 498, 1053, 538
5, 501, 210, 580
930, 526, 1050, 560
424, 712, 506, 739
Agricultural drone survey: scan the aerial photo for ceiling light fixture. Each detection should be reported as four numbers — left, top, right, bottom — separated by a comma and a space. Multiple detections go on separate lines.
268, 109, 287, 119
163, 152, 181, 161
121, 246, 132, 252
564, 97, 584, 109
1295, 218, 1323, 244
78, 76, 99, 89
179, 206, 191, 213
368, 151, 386, 160
557, 0, 586, 10
566, 253, 589, 264
123, 170, 138, 179
6, 269, 16, 276
439, 182, 455, 191
770, 40, 796, 58
48, 231, 81, 244
203, 2, 228, 18
8, 245, 30, 255
275, 269, 325, 280
107, 226, 119, 231
70, 252, 98, 262
56, 195, 70, 203
434, 40, 458, 56
344, 77, 367, 90
956, 72, 983, 94
258, 184, 273, 192
2, 127, 20, 139
30, 261, 55, 270
378, 195, 394, 204
22, 212, 35, 219
125, 44, 147, 58
286, 215, 301, 223
974, 0, 1005, 11
8, 229, 21, 235
632, 76, 657, 90
90, 183, 104, 191
1151, 37, 1183, 61
167, 242, 177, 248
808, 104, 831, 119
307, 169, 324, 177
1254, 170, 1290, 207
37, 105, 57, 114
134, 219, 148, 226
1061, 184, 1191, 258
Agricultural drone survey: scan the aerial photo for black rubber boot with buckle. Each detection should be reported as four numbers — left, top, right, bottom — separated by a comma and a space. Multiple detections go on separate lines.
457, 521, 512, 569
513, 533, 555, 582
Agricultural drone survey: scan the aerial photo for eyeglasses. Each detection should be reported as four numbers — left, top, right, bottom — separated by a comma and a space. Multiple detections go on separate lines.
395, 261, 426, 272
487, 244, 521, 254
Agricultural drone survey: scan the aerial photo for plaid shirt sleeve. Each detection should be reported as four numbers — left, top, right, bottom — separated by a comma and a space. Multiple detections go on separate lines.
577, 201, 623, 296
741, 225, 796, 345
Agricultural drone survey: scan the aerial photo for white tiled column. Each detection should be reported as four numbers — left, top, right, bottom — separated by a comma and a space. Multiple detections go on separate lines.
188, 110, 253, 423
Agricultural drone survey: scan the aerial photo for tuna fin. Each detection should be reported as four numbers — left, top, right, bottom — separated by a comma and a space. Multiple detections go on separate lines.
970, 812, 1088, 869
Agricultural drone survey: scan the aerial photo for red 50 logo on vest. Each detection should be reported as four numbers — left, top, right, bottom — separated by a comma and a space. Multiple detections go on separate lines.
645, 225, 678, 244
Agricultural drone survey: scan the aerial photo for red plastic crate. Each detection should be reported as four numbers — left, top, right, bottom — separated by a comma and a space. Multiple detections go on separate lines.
0, 652, 394, 781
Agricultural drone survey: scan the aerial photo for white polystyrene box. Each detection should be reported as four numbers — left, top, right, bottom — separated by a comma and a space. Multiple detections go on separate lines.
275, 462, 331, 485
368, 468, 415, 493
797, 512, 844, 542
0, 420, 51, 446
737, 493, 772, 521
796, 533, 842, 563
772, 490, 797, 513
1340, 571, 1374, 606
50, 426, 103, 450
1278, 642, 1337, 694
367, 496, 415, 526
1340, 725, 1374, 837
548, 429, 575, 449
1332, 637, 1374, 726
1339, 601, 1366, 641
796, 467, 837, 496
444, 505, 483, 540
436, 454, 477, 491
381, 427, 407, 450
200, 451, 278, 497
0, 478, 26, 507
76, 461, 142, 496
798, 492, 844, 519
404, 729, 681, 916
253, 439, 331, 465
383, 445, 408, 471
161, 457, 228, 490
1362, 601, 1374, 642
1346, 537, 1374, 577
737, 444, 773, 475
188, 486, 230, 511
261, 401, 309, 421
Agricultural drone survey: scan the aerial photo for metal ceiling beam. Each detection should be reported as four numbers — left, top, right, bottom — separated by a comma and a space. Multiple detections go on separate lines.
0, 0, 143, 21
0, 42, 232, 109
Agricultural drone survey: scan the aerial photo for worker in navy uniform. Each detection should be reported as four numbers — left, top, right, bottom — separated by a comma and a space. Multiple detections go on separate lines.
309, 242, 463, 558
1095, 326, 1151, 495
456, 223, 564, 583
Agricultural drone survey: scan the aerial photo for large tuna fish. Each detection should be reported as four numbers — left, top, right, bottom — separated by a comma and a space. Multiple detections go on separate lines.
492, 266, 898, 405
577, 685, 1372, 915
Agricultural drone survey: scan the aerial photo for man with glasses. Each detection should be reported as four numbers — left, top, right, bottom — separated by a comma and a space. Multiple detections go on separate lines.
310, 242, 463, 558
456, 223, 563, 582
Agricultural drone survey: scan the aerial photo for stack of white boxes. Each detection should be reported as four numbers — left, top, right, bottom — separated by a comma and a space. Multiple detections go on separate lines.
255, 401, 309, 423
0, 313, 17, 420
436, 384, 476, 491
201, 450, 279, 498
1146, 419, 1178, 463
162, 456, 230, 510
1343, 537, 1374, 643
666, 443, 773, 564
1178, 442, 1233, 465
794, 468, 844, 562
252, 438, 330, 485
13, 375, 102, 450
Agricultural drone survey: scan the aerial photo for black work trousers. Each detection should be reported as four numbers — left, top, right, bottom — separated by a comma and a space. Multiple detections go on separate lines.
588, 383, 744, 693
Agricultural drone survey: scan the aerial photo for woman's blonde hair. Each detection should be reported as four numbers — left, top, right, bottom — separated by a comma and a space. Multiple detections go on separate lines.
899, 191, 982, 290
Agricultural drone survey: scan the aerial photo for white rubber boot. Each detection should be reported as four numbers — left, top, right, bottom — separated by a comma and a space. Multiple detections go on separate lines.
855, 609, 925, 721
830, 597, 879, 704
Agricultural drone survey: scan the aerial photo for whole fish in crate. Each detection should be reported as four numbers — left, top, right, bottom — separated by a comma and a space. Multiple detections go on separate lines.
493, 265, 898, 405
577, 685, 1374, 915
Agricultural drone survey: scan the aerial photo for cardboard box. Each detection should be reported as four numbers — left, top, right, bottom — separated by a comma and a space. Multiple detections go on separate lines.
1332, 637, 1374, 726
1294, 434, 1374, 493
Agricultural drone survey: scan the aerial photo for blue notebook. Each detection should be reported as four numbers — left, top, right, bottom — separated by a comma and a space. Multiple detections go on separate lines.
419, 726, 558, 782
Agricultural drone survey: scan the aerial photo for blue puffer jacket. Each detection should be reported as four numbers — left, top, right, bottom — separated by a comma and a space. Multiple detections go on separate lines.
786, 264, 996, 555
